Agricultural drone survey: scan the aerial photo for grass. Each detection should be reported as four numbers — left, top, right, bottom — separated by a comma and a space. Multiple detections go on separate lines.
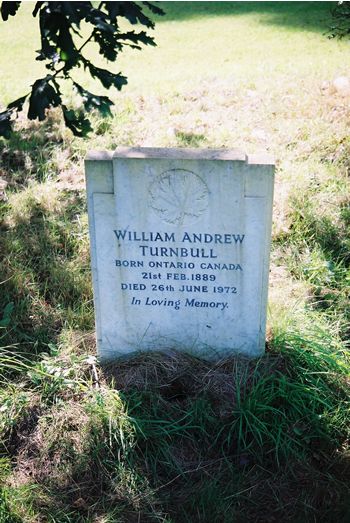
0, 328, 349, 521
0, 1, 350, 521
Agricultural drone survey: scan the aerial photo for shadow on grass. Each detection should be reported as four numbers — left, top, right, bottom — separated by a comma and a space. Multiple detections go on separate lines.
307, 213, 350, 332
307, 213, 350, 265
4, 346, 350, 522
157, 1, 335, 34
0, 111, 68, 187
0, 194, 93, 355
283, 193, 350, 337
175, 130, 207, 148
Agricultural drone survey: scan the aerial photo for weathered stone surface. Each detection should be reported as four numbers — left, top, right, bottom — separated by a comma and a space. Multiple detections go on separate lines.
85, 147, 274, 361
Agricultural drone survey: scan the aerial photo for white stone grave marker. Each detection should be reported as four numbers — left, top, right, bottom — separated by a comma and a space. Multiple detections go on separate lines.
85, 147, 274, 361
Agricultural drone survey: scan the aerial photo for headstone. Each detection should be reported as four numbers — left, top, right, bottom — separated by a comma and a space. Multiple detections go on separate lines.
85, 147, 274, 361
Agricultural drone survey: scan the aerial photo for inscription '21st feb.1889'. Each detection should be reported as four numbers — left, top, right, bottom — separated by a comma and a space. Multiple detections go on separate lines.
114, 228, 245, 312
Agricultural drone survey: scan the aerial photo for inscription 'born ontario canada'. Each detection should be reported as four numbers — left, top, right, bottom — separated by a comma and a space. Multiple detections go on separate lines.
85, 147, 274, 360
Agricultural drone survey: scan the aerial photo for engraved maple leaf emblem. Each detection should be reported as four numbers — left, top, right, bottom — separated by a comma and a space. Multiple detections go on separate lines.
149, 169, 209, 226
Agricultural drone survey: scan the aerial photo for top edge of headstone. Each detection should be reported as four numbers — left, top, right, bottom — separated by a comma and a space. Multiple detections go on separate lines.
85, 150, 114, 162
86, 147, 274, 165
113, 146, 247, 161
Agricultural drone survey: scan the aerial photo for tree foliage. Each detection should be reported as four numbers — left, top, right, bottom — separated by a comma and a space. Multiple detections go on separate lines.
0, 1, 164, 137
329, 1, 350, 39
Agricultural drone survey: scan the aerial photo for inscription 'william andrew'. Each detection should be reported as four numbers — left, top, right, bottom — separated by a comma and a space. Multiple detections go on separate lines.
113, 230, 245, 244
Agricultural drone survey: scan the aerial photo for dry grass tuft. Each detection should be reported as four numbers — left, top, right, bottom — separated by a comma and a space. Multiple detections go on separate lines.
11, 402, 90, 487
104, 350, 284, 410
57, 329, 97, 360
4, 182, 63, 227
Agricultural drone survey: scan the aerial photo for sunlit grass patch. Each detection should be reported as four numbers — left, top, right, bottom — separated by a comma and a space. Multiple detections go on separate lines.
4, 182, 63, 227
